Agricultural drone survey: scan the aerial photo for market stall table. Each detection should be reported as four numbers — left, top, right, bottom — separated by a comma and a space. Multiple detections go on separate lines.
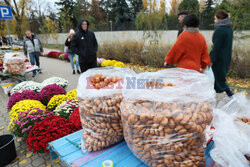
0, 65, 40, 82
0, 65, 40, 95
48, 130, 215, 167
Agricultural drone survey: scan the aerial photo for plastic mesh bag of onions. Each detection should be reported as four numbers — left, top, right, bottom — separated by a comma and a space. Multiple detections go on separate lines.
121, 68, 216, 167
77, 67, 135, 153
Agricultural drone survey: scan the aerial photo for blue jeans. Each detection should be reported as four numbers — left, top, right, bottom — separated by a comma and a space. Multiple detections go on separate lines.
29, 52, 40, 75
68, 53, 79, 71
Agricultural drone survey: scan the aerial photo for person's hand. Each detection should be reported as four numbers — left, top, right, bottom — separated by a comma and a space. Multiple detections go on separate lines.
164, 62, 167, 67
40, 52, 44, 56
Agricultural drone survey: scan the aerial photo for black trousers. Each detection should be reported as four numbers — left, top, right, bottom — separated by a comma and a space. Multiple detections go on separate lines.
79, 61, 97, 73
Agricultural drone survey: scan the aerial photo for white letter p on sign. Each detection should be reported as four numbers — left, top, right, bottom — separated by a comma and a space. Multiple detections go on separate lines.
1, 7, 9, 17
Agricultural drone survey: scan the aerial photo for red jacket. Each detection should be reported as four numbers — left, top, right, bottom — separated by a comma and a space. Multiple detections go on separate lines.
165, 32, 211, 72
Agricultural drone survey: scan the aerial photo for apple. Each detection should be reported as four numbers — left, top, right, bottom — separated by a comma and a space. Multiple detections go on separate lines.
112, 77, 117, 83
95, 77, 100, 83
90, 77, 96, 84
100, 81, 105, 88
104, 78, 109, 83
95, 83, 101, 89
94, 73, 101, 78
101, 76, 106, 81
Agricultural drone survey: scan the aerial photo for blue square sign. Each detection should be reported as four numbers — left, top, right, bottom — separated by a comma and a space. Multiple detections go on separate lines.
0, 6, 13, 19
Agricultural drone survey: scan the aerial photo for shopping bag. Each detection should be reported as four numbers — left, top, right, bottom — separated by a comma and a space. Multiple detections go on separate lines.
204, 66, 215, 84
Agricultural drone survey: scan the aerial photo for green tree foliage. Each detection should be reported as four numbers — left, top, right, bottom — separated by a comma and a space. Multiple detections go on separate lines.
135, 0, 167, 40
56, 0, 77, 32
215, 0, 230, 11
178, 0, 200, 15
200, 0, 215, 30
128, 0, 143, 19
203, 0, 215, 16
112, 0, 132, 26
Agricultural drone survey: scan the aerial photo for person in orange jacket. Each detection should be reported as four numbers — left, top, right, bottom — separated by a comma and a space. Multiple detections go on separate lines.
165, 14, 211, 73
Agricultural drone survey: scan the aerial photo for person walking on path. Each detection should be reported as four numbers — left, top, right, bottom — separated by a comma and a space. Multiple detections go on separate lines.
71, 19, 98, 73
65, 29, 80, 74
210, 10, 234, 97
165, 14, 211, 73
23, 30, 43, 77
177, 11, 189, 37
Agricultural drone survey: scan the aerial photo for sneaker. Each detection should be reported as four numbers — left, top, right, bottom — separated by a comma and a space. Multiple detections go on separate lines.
32, 74, 36, 77
77, 70, 81, 74
73, 70, 76, 74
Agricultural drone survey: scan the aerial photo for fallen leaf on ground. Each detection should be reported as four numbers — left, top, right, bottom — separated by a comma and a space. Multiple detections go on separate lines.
47, 165, 52, 167
0, 127, 4, 130
20, 150, 26, 154
19, 159, 27, 165
12, 156, 20, 163
53, 158, 60, 163
17, 138, 22, 142
227, 77, 250, 89
26, 152, 33, 158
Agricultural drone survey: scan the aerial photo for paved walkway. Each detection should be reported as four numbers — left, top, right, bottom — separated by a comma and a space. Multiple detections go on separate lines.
0, 52, 249, 167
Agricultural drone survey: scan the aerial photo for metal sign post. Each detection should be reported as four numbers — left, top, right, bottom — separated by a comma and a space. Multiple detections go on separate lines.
0, 6, 14, 50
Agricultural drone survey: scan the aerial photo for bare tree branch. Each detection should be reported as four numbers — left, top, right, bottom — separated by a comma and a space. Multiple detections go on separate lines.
13, 0, 20, 16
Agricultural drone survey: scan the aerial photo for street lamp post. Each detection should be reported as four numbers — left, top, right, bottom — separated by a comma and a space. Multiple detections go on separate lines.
109, 21, 112, 42
109, 21, 112, 32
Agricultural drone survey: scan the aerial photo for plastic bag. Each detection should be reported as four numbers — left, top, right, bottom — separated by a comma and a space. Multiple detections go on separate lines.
3, 52, 26, 74
121, 68, 216, 167
210, 93, 250, 167
77, 67, 135, 153
204, 66, 215, 85
64, 46, 68, 53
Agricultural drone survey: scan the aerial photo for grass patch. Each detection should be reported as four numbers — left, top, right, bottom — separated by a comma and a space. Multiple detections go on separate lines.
43, 44, 64, 52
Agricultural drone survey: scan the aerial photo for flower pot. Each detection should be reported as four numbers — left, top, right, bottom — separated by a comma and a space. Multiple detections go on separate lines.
0, 134, 17, 166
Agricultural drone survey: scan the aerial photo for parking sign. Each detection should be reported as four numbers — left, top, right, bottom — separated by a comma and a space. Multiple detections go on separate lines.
0, 6, 13, 19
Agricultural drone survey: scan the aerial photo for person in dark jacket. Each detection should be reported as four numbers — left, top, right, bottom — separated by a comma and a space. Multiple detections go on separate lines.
210, 10, 234, 97
23, 30, 43, 77
70, 19, 98, 73
65, 29, 80, 74
177, 11, 189, 37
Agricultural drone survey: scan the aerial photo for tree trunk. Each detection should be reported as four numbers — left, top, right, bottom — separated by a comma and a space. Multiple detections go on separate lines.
15, 19, 23, 40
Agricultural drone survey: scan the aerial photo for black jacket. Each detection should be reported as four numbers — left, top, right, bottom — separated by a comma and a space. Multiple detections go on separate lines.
65, 39, 73, 54
71, 19, 98, 63
177, 24, 184, 37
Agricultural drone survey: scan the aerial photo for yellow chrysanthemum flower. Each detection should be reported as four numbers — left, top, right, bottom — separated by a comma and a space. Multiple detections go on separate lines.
114, 62, 125, 67
47, 94, 67, 111
66, 89, 77, 100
